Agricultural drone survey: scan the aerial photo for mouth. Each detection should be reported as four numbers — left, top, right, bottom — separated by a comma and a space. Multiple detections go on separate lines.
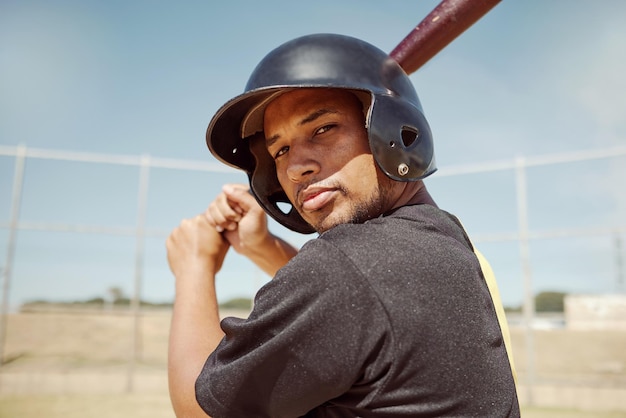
298, 187, 338, 213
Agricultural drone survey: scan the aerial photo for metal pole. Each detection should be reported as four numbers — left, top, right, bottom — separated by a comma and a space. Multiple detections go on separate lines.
126, 155, 151, 393
515, 157, 535, 406
0, 145, 27, 367
615, 234, 624, 293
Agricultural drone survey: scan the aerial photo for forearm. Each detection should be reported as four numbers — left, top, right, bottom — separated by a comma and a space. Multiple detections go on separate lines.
244, 233, 299, 277
168, 270, 223, 418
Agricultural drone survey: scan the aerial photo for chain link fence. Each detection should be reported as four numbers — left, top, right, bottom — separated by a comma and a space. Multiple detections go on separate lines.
1, 144, 625, 409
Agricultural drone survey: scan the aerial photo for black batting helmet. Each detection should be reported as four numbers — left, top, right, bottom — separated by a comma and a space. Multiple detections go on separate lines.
207, 33, 436, 234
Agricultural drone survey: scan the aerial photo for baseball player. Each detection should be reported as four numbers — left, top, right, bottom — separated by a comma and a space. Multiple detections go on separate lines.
167, 34, 519, 417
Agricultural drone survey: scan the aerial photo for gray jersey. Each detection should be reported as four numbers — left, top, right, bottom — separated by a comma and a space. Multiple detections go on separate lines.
196, 204, 519, 417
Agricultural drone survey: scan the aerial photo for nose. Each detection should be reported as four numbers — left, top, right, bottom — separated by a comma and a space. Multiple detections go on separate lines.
285, 143, 320, 183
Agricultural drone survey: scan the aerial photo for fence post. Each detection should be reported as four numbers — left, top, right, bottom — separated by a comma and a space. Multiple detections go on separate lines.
0, 145, 27, 370
126, 154, 151, 393
515, 156, 536, 405
615, 234, 625, 293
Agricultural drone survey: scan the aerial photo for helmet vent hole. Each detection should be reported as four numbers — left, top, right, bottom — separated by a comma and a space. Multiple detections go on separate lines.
232, 148, 238, 154
401, 126, 420, 148
389, 141, 396, 148
276, 201, 293, 215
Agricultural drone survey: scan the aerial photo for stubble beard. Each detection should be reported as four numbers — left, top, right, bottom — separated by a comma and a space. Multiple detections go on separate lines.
310, 176, 397, 234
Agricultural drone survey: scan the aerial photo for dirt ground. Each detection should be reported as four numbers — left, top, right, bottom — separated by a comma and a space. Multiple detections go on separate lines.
1, 310, 625, 417
1, 395, 626, 418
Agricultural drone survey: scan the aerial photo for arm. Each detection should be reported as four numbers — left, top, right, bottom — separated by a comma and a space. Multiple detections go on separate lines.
207, 184, 299, 276
194, 239, 384, 416
166, 213, 229, 417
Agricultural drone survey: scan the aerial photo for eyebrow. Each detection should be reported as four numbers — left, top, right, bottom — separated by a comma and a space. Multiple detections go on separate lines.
265, 108, 339, 148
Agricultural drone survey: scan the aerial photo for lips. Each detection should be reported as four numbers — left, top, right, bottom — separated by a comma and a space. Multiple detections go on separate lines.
299, 187, 337, 212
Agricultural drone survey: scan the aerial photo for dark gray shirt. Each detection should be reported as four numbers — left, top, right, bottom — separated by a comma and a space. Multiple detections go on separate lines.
196, 204, 520, 417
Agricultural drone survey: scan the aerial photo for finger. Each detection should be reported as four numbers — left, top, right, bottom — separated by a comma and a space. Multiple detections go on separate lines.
222, 184, 248, 215
222, 184, 259, 214
206, 197, 239, 232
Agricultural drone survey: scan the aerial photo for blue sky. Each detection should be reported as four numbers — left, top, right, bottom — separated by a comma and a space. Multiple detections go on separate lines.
1, 0, 625, 309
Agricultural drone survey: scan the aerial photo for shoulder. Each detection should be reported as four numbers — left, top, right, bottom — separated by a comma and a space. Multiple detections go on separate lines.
317, 204, 468, 242
301, 204, 474, 267
268, 236, 374, 303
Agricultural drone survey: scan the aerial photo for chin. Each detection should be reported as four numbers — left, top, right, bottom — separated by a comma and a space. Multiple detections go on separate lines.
303, 214, 334, 234
311, 212, 357, 234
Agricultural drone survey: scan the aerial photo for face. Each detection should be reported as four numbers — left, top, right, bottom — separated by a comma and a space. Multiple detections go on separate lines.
263, 88, 399, 233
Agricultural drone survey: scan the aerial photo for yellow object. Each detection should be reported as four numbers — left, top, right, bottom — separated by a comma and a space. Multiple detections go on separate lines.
475, 248, 518, 386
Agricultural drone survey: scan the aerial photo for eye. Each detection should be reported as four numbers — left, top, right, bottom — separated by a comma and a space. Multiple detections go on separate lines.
273, 145, 289, 160
315, 124, 335, 135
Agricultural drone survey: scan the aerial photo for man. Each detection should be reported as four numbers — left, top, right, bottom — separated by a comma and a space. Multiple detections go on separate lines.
167, 34, 519, 417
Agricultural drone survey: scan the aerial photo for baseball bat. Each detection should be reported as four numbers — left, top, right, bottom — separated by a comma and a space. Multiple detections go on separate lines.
390, 0, 501, 75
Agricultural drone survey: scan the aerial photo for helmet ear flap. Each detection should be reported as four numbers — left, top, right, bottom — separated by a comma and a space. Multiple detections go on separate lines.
248, 134, 316, 234
368, 95, 436, 181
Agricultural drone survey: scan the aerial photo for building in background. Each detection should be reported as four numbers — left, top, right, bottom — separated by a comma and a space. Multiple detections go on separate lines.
565, 294, 626, 331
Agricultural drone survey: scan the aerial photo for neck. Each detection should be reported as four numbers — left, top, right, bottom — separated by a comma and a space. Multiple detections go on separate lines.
393, 180, 438, 209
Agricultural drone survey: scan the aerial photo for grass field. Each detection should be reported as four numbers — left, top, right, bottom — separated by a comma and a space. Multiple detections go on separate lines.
1, 310, 625, 417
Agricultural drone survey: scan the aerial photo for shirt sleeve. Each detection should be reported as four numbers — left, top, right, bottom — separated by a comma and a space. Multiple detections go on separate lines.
195, 238, 392, 418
